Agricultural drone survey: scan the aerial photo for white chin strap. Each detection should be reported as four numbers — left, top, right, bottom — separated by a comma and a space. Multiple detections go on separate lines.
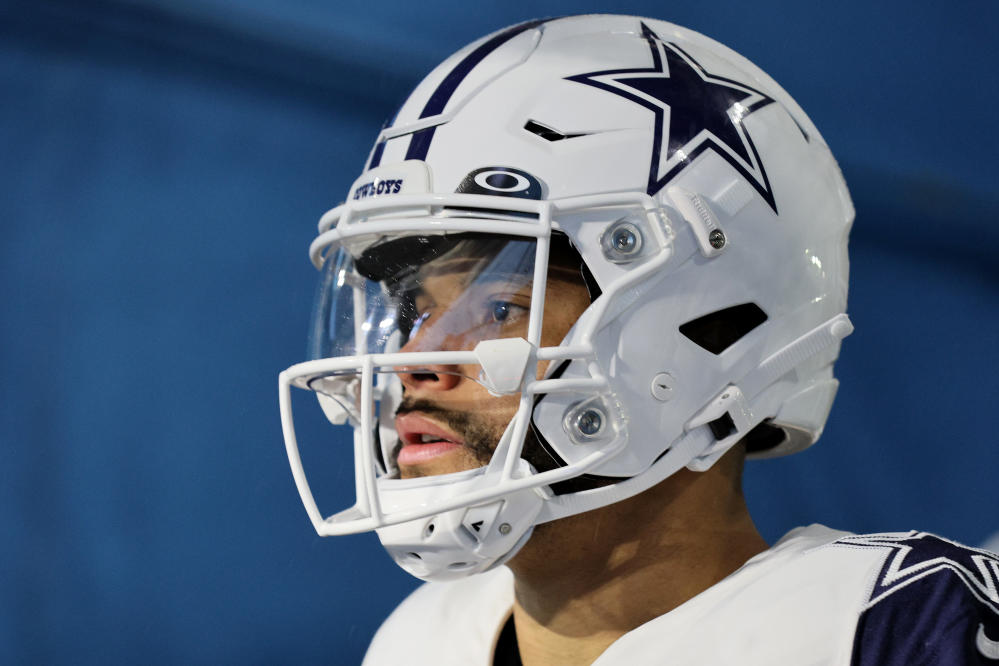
375, 460, 544, 581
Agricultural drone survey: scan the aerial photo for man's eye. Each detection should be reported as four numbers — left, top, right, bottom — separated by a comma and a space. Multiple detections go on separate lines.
489, 301, 524, 323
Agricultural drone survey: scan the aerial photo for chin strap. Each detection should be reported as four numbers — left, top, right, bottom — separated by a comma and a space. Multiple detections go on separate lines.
685, 313, 853, 471
374, 459, 544, 582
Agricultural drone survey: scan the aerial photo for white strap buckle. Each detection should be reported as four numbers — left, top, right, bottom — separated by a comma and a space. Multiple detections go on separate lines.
685, 386, 753, 471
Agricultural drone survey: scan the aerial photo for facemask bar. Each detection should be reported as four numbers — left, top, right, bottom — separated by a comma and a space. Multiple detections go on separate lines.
280, 351, 618, 535
280, 190, 675, 536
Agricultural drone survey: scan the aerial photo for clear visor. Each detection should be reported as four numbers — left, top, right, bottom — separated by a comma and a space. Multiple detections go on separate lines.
308, 232, 541, 365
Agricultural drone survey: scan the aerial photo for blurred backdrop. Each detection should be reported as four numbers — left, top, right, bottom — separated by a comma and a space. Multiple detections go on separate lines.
1, 0, 997, 663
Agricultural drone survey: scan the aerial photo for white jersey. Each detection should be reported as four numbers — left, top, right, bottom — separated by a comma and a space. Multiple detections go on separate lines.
364, 524, 999, 665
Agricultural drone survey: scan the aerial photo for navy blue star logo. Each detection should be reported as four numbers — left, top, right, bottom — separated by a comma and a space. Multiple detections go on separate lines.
566, 23, 778, 211
836, 531, 999, 611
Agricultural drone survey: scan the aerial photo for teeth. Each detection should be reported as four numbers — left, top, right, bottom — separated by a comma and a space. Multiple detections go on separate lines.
420, 434, 444, 443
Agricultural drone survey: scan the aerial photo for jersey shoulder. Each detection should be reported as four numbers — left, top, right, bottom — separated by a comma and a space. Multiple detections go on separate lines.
832, 531, 999, 665
597, 525, 999, 665
362, 565, 513, 666
597, 525, 876, 664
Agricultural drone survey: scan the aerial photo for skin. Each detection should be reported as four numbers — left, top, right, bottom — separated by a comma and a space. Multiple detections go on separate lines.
394, 258, 588, 477
393, 252, 768, 665
507, 450, 767, 665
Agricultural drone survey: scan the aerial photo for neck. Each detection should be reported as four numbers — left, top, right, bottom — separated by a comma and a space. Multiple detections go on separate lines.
506, 456, 768, 666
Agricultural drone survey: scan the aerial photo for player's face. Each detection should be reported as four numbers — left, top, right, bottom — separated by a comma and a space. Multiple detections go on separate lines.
392, 258, 591, 479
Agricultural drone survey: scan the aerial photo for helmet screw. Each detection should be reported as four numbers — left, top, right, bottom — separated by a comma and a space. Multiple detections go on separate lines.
575, 408, 603, 436
708, 229, 726, 249
651, 372, 675, 401
498, 523, 512, 535
602, 220, 644, 263
612, 228, 638, 253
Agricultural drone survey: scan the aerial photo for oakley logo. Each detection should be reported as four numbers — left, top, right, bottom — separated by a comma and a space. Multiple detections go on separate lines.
474, 170, 531, 193
456, 166, 544, 200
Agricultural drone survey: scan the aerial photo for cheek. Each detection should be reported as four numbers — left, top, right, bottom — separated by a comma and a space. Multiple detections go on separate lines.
440, 379, 522, 419
539, 290, 590, 347
480, 393, 521, 419
534, 362, 550, 381
533, 286, 589, 378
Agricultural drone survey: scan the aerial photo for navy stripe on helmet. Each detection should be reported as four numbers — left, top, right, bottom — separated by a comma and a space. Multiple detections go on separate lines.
404, 19, 547, 162
367, 140, 387, 169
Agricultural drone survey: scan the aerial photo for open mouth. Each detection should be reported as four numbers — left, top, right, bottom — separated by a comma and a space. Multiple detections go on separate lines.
395, 413, 466, 466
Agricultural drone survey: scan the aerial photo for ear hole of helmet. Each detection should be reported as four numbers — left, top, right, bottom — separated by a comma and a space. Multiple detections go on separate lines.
679, 303, 768, 355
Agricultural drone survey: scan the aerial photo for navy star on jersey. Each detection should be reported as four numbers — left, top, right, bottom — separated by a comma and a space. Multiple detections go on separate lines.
566, 23, 778, 211
838, 532, 999, 664
837, 531, 999, 610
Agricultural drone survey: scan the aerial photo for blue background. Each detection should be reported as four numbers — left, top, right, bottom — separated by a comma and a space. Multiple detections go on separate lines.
2, 1, 997, 663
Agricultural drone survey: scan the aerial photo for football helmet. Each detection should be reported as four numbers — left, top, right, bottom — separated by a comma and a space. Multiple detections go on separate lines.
279, 15, 854, 581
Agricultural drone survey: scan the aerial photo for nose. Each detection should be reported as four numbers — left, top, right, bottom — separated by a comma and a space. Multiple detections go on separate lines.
397, 364, 461, 392
396, 313, 465, 393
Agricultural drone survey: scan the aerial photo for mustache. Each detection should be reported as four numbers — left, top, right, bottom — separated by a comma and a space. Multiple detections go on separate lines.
391, 397, 565, 477
395, 397, 465, 422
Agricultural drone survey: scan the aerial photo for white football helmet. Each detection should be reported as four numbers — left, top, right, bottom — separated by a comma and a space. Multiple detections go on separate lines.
279, 14, 854, 581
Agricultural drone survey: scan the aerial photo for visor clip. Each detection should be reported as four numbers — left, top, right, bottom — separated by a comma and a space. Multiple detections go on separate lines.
667, 186, 729, 258
474, 338, 535, 395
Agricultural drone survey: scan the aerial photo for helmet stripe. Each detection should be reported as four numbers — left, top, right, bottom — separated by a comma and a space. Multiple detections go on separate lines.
404, 18, 548, 162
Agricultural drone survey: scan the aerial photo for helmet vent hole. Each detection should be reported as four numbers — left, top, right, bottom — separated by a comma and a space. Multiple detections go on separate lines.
523, 119, 586, 142
679, 303, 767, 355
406, 552, 422, 560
